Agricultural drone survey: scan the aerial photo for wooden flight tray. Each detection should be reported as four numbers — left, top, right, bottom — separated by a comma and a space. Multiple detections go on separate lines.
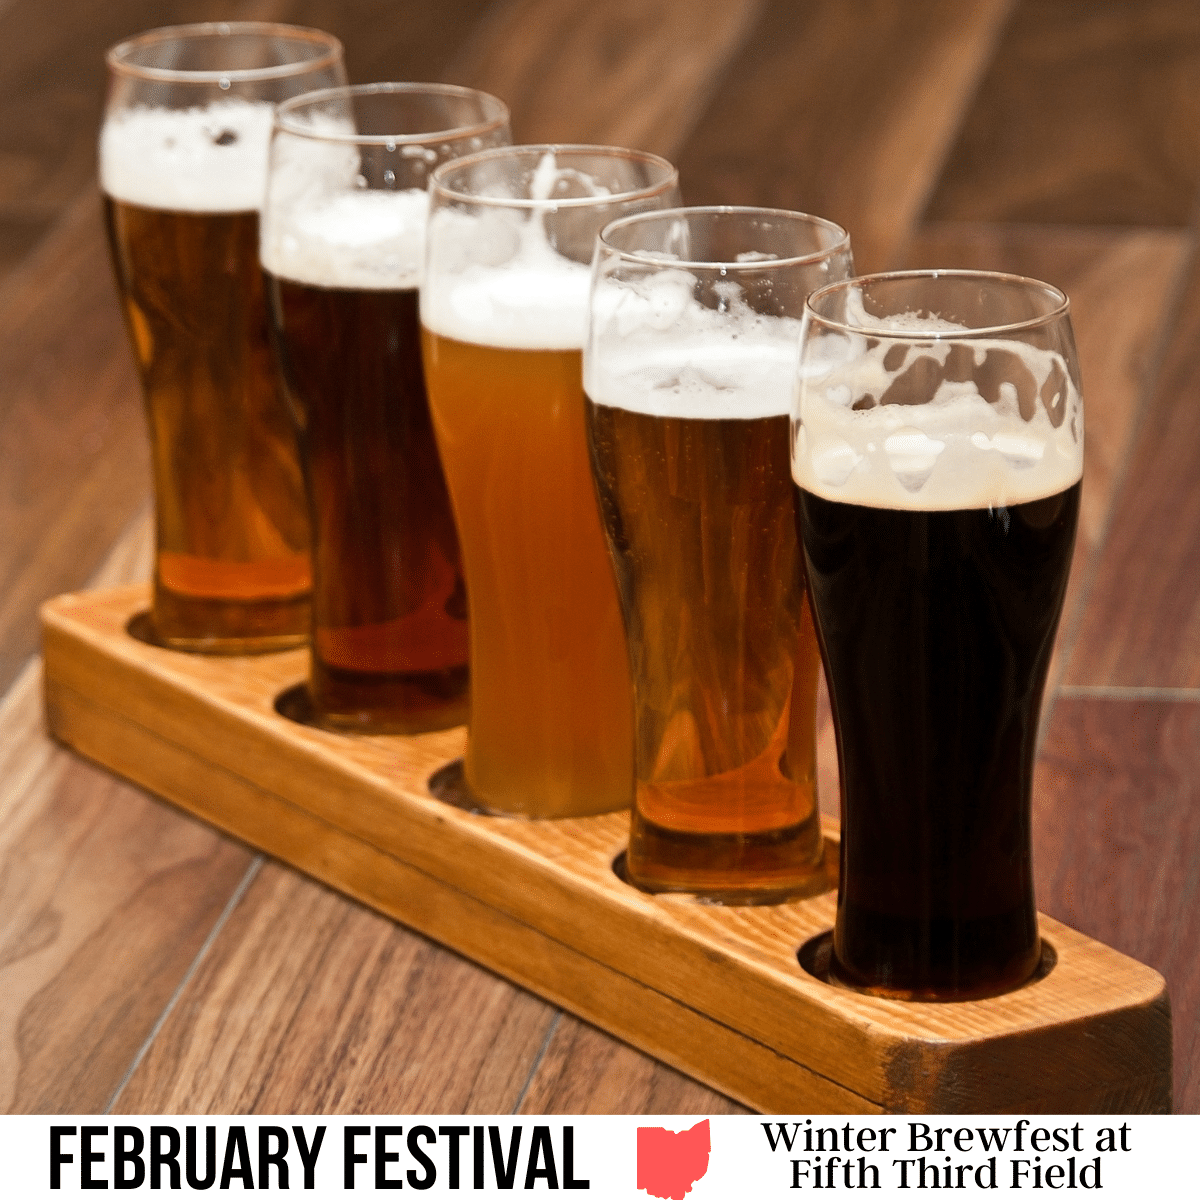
40, 584, 1172, 1114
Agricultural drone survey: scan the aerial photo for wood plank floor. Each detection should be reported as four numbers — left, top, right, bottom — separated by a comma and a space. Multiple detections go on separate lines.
2, 0, 1198, 1114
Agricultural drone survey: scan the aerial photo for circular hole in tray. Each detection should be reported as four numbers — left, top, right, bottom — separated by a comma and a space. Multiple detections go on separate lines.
275, 682, 317, 726
610, 843, 839, 907
612, 850, 631, 886
610, 851, 819, 907
126, 611, 304, 656
125, 610, 160, 646
427, 758, 506, 816
797, 929, 838, 984
276, 683, 468, 736
797, 932, 1059, 1001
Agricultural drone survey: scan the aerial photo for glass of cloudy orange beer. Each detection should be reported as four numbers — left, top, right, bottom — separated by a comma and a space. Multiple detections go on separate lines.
102, 24, 345, 652
261, 83, 510, 732
586, 207, 852, 901
421, 145, 678, 817
793, 271, 1083, 998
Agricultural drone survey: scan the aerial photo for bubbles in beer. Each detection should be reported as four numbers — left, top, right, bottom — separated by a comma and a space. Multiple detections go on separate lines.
793, 318, 1084, 510
100, 101, 276, 212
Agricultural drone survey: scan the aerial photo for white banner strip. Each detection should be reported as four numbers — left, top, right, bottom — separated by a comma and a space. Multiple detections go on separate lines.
1, 1113, 1192, 1196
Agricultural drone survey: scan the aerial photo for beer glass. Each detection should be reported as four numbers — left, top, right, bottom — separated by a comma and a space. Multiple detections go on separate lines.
422, 145, 679, 817
586, 207, 852, 902
261, 84, 510, 733
793, 270, 1084, 998
102, 24, 346, 652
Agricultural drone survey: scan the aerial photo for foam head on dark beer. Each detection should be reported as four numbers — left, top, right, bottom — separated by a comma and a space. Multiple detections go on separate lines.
792, 314, 1084, 510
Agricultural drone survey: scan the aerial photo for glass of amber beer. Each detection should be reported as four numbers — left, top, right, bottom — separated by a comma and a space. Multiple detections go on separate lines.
102, 24, 345, 652
421, 146, 678, 817
793, 270, 1084, 998
586, 207, 852, 901
261, 84, 510, 732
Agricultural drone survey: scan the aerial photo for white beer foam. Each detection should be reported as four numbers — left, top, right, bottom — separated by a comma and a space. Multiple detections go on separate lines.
261, 187, 428, 290
421, 211, 591, 350
585, 266, 805, 419
585, 319, 802, 422
420, 150, 607, 351
792, 320, 1084, 511
100, 101, 276, 212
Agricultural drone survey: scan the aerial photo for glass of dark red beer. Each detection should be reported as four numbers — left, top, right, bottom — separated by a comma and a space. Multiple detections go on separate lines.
792, 270, 1084, 1000
261, 83, 510, 732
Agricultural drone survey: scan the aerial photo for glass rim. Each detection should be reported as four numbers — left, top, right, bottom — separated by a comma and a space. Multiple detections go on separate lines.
598, 205, 851, 271
429, 143, 679, 210
805, 268, 1071, 339
274, 81, 510, 146
106, 22, 344, 85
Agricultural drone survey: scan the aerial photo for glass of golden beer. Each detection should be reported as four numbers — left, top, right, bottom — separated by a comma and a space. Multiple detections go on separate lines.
261, 84, 510, 732
793, 270, 1084, 998
586, 206, 852, 901
421, 145, 679, 817
101, 24, 346, 652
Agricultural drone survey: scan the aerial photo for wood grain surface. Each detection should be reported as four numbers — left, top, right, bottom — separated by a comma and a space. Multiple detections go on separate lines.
0, 190, 153, 696
0, 657, 255, 1113
2, 0, 1199, 1115
447, 0, 764, 154
517, 1017, 751, 1116
925, 0, 1200, 226
1065, 250, 1200, 688
112, 861, 559, 1114
903, 223, 1194, 699
1036, 698, 1200, 1112
40, 588, 1174, 1114
675, 0, 1016, 273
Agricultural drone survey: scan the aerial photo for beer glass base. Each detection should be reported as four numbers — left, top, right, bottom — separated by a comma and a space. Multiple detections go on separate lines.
823, 921, 1049, 1003
797, 930, 1057, 1002
427, 758, 509, 816
452, 744, 634, 817
130, 612, 309, 655
153, 632, 309, 655
273, 676, 468, 737
625, 816, 833, 906
309, 663, 469, 736
149, 586, 310, 655
426, 757, 630, 820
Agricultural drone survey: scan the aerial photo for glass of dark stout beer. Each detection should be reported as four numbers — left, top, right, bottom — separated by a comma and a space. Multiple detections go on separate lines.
792, 270, 1084, 998
260, 84, 510, 733
101, 24, 346, 652
585, 207, 853, 902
